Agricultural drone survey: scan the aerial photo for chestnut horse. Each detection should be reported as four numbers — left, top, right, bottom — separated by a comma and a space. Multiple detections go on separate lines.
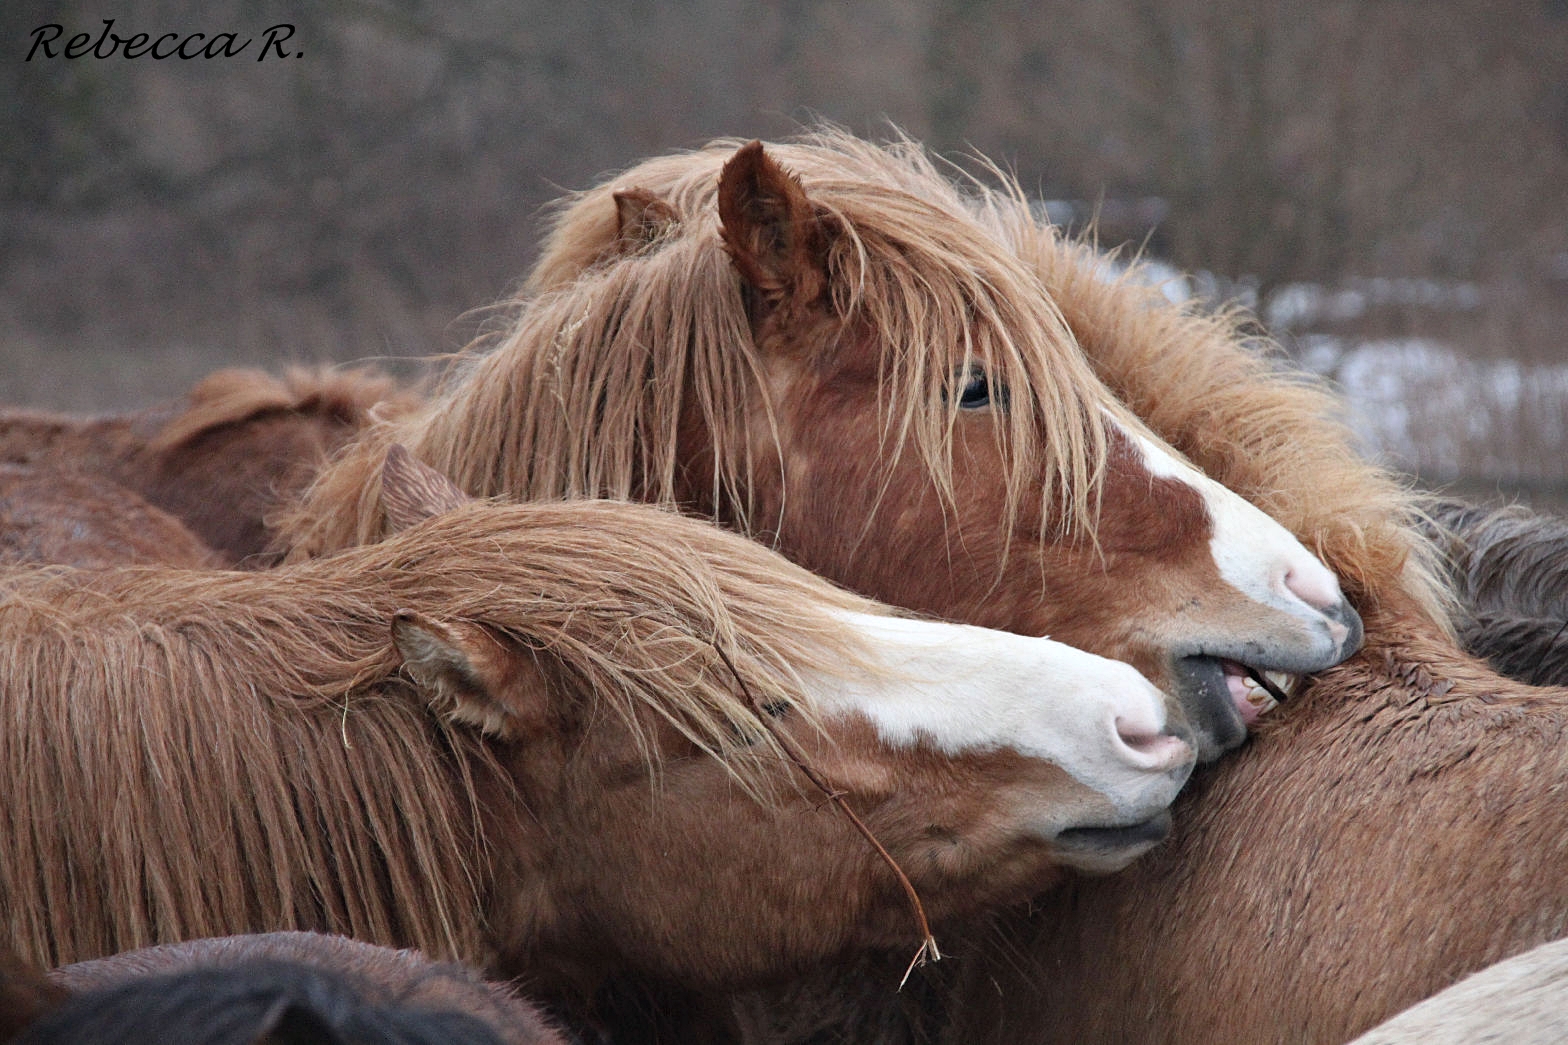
0, 366, 411, 565
908, 221, 1568, 1045
12, 933, 565, 1045
0, 449, 1194, 1037
0, 464, 218, 568
280, 129, 1563, 1043
279, 133, 1363, 765
698, 143, 1568, 1045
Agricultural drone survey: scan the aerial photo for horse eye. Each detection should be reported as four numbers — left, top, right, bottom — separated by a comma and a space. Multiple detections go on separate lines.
949, 365, 1008, 411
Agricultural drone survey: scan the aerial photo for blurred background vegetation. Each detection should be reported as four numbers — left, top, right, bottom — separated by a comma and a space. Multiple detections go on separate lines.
4, 0, 1566, 500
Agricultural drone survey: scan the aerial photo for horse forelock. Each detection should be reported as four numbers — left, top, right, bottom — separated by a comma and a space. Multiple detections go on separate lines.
412, 130, 1117, 552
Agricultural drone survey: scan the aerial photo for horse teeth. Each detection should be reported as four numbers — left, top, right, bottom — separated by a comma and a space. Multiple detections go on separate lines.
1243, 673, 1295, 714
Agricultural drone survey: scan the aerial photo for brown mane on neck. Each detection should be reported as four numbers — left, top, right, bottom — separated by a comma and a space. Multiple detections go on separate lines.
1, 500, 882, 970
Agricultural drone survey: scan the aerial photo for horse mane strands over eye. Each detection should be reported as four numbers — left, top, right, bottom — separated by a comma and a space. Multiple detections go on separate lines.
275, 127, 1115, 559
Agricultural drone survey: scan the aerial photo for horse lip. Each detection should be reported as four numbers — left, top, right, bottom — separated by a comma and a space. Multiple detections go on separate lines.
1325, 598, 1366, 662
1053, 810, 1173, 855
1170, 655, 1249, 763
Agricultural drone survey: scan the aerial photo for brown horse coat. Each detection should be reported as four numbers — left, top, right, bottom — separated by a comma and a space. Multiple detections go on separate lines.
0, 366, 409, 565
0, 465, 218, 568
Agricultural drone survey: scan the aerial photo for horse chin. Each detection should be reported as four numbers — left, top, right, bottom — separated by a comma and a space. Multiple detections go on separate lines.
1050, 811, 1174, 874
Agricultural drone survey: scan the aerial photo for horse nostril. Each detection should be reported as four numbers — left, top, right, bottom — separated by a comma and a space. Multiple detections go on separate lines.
1282, 563, 1343, 613
1114, 719, 1193, 770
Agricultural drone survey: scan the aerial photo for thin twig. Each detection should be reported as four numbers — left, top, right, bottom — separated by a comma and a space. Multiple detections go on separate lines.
1245, 668, 1290, 705
708, 641, 941, 985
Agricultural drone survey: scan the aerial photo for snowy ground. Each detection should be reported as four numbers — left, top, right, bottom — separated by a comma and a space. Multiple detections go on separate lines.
1298, 338, 1568, 488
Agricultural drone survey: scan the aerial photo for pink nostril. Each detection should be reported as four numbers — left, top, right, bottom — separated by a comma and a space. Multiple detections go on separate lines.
1115, 719, 1193, 770
1283, 564, 1342, 612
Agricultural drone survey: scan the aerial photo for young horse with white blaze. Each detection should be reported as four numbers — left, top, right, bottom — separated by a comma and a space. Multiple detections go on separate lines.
0, 449, 1192, 1033
288, 128, 1559, 1044
279, 137, 1362, 764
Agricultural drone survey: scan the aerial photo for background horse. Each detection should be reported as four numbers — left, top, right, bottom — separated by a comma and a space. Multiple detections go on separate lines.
10, 933, 564, 1045
278, 131, 1363, 765
0, 366, 408, 565
1344, 935, 1568, 1045
311, 128, 1562, 1043
1420, 497, 1568, 686
1, 450, 1193, 1039
0, 464, 218, 568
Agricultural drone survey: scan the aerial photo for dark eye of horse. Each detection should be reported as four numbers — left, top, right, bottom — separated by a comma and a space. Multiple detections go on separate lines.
948, 365, 1008, 411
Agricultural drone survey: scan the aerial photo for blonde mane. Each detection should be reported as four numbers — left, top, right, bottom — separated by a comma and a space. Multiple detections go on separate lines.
277, 130, 1123, 559
990, 223, 1455, 629
1, 500, 882, 969
499, 125, 1455, 632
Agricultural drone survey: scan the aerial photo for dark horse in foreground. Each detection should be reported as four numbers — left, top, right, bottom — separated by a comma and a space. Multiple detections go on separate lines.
5, 933, 566, 1045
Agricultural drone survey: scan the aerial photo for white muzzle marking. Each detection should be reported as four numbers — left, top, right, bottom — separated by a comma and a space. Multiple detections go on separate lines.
809, 611, 1194, 831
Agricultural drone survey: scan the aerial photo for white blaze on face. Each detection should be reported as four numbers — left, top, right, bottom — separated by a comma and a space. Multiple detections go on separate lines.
1128, 430, 1352, 648
808, 611, 1194, 832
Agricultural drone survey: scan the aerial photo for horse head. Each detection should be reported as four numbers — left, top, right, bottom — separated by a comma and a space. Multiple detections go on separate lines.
378, 449, 1195, 989
508, 133, 1361, 760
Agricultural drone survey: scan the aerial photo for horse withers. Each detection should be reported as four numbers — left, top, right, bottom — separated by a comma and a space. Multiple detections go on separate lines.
0, 366, 410, 566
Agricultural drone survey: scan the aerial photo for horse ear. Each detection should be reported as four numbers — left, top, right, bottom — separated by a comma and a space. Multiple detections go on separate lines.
392, 610, 525, 738
718, 140, 828, 313
612, 188, 680, 254
381, 444, 470, 533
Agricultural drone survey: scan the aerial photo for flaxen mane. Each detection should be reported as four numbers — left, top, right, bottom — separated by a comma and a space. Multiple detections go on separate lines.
277, 131, 1139, 559
990, 223, 1454, 628
517, 128, 1451, 633
0, 499, 881, 970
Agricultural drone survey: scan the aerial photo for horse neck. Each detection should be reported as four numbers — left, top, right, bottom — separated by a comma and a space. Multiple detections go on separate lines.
0, 567, 496, 969
933, 599, 1568, 1045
